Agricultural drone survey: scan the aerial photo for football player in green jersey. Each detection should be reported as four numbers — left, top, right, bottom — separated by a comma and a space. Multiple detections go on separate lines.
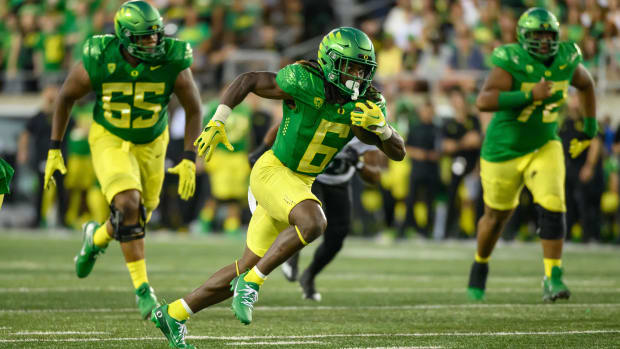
466, 8, 597, 302
43, 1, 202, 319
151, 27, 404, 348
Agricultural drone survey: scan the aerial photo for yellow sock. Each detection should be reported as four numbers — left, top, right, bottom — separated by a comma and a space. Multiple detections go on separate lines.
244, 266, 266, 286
223, 216, 240, 232
93, 224, 113, 248
0, 194, 4, 210
475, 253, 490, 264
543, 258, 562, 278
126, 259, 149, 289
167, 299, 192, 321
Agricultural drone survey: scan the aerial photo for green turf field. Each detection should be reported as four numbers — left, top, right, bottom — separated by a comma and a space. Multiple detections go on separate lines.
0, 230, 619, 348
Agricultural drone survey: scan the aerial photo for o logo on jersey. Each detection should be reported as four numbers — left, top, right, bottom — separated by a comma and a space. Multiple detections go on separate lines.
131, 70, 139, 77
337, 107, 345, 115
314, 97, 324, 109
107, 63, 116, 74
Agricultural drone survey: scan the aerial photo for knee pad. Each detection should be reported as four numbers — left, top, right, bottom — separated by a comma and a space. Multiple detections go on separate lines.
535, 204, 566, 240
109, 203, 146, 242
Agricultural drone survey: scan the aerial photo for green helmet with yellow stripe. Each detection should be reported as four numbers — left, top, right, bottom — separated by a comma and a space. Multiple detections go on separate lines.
114, 0, 165, 62
516, 8, 560, 60
317, 27, 377, 99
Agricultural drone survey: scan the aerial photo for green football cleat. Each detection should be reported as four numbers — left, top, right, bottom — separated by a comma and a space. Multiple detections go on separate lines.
74, 221, 106, 278
151, 304, 195, 349
136, 282, 160, 319
230, 270, 260, 325
542, 266, 571, 302
467, 261, 489, 301
467, 287, 485, 301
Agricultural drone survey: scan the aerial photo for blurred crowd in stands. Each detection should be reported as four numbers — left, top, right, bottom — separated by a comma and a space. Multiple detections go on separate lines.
1, 0, 620, 244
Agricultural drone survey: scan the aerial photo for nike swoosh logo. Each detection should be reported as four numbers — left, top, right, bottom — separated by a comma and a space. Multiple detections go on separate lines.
150, 65, 162, 71
559, 64, 567, 70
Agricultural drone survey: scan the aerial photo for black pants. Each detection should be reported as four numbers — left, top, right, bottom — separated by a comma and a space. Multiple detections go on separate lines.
566, 175, 603, 242
400, 174, 438, 238
296, 181, 352, 280
444, 163, 477, 238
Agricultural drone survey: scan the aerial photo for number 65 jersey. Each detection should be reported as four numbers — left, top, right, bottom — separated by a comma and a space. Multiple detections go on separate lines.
481, 42, 582, 162
83, 34, 192, 144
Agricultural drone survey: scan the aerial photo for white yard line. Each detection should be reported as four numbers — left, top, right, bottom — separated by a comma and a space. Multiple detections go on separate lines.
226, 341, 324, 345
344, 347, 442, 349
12, 331, 107, 335
186, 329, 620, 340
0, 330, 618, 343
2, 287, 620, 294
2, 303, 620, 314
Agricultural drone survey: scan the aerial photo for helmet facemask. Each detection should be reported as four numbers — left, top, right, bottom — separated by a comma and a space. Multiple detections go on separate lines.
122, 26, 165, 62
521, 29, 559, 60
329, 50, 376, 100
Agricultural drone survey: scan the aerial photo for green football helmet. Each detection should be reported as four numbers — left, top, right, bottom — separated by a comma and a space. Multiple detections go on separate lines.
114, 0, 165, 62
516, 7, 560, 60
317, 27, 377, 99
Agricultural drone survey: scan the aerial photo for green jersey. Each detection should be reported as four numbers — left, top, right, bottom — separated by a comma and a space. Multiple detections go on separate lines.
481, 42, 583, 162
204, 99, 251, 152
82, 35, 193, 144
273, 63, 386, 177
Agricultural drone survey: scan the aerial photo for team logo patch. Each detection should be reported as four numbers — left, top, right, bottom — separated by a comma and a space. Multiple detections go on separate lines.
526, 65, 533, 73
337, 107, 345, 115
107, 63, 116, 74
314, 97, 324, 109
131, 70, 139, 77
544, 70, 551, 77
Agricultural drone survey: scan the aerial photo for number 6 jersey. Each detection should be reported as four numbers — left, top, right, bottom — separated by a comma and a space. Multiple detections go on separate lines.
82, 34, 192, 144
481, 42, 582, 162
273, 62, 386, 177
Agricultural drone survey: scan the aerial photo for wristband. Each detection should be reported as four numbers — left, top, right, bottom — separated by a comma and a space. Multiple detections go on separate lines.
498, 91, 533, 109
583, 116, 598, 139
211, 104, 232, 124
50, 140, 62, 149
182, 150, 197, 161
378, 125, 393, 141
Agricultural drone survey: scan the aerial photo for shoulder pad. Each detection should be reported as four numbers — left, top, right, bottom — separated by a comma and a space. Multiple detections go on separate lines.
491, 44, 530, 73
276, 63, 324, 106
560, 41, 583, 67
82, 35, 116, 62
164, 38, 193, 70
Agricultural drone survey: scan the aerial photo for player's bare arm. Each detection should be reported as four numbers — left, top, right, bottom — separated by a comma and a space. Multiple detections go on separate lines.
354, 125, 405, 161
570, 63, 596, 119
174, 68, 203, 152
377, 128, 405, 161
221, 71, 293, 108
50, 62, 92, 142
476, 66, 552, 112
